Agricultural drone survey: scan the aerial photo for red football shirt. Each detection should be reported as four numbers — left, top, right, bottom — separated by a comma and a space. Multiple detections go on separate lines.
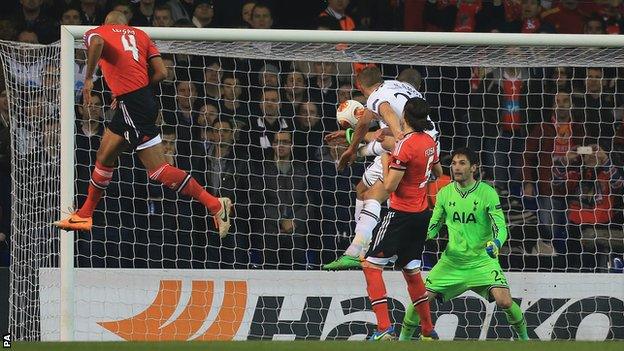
83, 24, 160, 96
388, 131, 438, 213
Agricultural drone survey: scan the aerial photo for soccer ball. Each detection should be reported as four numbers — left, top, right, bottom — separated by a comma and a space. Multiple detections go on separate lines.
336, 100, 364, 129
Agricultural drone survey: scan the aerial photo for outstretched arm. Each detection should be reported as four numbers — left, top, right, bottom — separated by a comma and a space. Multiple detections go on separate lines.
336, 108, 374, 171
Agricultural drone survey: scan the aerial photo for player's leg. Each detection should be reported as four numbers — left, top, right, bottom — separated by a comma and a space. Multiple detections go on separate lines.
468, 262, 528, 341
395, 210, 436, 341
490, 287, 529, 340
362, 210, 402, 340
137, 143, 231, 238
362, 261, 396, 340
400, 257, 465, 341
491, 287, 529, 341
323, 160, 382, 270
53, 128, 128, 231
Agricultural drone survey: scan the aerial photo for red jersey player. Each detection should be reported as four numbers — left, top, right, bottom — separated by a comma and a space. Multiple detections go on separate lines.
54, 11, 232, 237
363, 97, 438, 341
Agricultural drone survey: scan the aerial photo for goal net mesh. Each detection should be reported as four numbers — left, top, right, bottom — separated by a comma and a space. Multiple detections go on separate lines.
1, 37, 623, 341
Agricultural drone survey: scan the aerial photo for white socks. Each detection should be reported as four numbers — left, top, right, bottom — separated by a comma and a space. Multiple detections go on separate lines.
355, 198, 364, 222
346, 199, 382, 257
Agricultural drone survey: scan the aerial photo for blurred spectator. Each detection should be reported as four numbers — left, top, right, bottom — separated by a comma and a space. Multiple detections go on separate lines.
192, 118, 249, 206
167, 0, 195, 23
316, 15, 341, 30
220, 74, 250, 127
541, 0, 585, 33
258, 63, 279, 88
195, 102, 219, 136
192, 0, 215, 28
131, 0, 156, 26
523, 91, 584, 254
282, 70, 308, 110
584, 15, 606, 34
249, 131, 318, 268
319, 0, 355, 31
60, 7, 82, 25
12, 0, 58, 44
558, 144, 624, 271
598, 0, 624, 34
189, 117, 250, 268
112, 1, 134, 24
453, 0, 482, 32
16, 29, 38, 44
250, 2, 273, 29
153, 4, 175, 27
248, 88, 294, 159
78, 0, 103, 25
308, 61, 339, 120
201, 60, 222, 103
163, 80, 198, 150
337, 83, 354, 104
503, 0, 555, 33
293, 101, 324, 162
75, 93, 104, 205
571, 67, 616, 148
241, 0, 257, 27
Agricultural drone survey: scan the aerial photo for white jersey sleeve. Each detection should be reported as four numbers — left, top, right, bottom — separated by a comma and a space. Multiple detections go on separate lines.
365, 80, 439, 140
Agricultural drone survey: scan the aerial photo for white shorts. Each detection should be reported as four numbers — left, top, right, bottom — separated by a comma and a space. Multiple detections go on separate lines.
362, 156, 383, 188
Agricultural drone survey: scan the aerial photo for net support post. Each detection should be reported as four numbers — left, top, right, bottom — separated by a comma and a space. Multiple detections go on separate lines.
59, 25, 76, 341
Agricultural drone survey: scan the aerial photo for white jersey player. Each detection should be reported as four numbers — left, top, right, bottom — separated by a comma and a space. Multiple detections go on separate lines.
323, 67, 442, 271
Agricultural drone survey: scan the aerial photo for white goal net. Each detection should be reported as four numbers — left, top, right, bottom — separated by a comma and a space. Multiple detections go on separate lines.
1, 29, 623, 341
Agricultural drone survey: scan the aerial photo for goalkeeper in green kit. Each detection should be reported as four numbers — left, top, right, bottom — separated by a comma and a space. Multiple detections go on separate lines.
399, 147, 529, 341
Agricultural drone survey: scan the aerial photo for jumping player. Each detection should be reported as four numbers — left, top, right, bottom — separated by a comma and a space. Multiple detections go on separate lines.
363, 97, 438, 340
323, 66, 441, 270
54, 11, 232, 237
400, 147, 529, 341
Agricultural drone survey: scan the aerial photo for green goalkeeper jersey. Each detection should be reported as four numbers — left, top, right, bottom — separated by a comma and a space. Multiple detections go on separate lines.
427, 181, 508, 265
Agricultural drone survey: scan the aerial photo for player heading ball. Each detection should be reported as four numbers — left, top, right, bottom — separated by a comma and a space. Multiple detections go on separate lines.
363, 97, 438, 341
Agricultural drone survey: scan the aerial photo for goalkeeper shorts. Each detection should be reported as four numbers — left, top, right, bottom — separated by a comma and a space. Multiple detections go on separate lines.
424, 257, 509, 302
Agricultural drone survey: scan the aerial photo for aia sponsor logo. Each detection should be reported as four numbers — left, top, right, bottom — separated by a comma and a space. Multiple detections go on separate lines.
98, 280, 247, 341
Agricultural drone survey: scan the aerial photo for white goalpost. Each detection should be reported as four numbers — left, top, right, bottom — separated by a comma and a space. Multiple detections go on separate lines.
1, 26, 623, 341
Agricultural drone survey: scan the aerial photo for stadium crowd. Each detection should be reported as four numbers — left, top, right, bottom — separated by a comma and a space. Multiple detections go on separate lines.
0, 0, 624, 272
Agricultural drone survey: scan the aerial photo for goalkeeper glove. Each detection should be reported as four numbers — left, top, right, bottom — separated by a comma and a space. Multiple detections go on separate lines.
486, 239, 501, 258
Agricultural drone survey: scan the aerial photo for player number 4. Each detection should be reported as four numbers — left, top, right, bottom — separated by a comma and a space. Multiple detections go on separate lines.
121, 33, 139, 62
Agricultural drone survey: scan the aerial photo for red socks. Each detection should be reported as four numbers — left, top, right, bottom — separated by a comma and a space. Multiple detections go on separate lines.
148, 163, 222, 214
77, 161, 113, 218
363, 266, 391, 331
403, 271, 433, 335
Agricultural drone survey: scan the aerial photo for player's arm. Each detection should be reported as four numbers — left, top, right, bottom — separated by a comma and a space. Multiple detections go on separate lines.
83, 35, 104, 106
427, 188, 446, 239
383, 153, 404, 193
336, 108, 375, 171
148, 56, 167, 84
485, 188, 509, 258
378, 102, 404, 140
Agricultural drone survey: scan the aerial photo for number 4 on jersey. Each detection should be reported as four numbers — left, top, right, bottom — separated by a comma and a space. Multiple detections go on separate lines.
121, 33, 139, 61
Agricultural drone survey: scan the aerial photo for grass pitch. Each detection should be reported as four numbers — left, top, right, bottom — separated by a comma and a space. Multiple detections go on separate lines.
10, 341, 624, 351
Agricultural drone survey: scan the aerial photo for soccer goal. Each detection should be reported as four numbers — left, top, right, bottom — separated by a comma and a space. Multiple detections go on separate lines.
1, 26, 623, 342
